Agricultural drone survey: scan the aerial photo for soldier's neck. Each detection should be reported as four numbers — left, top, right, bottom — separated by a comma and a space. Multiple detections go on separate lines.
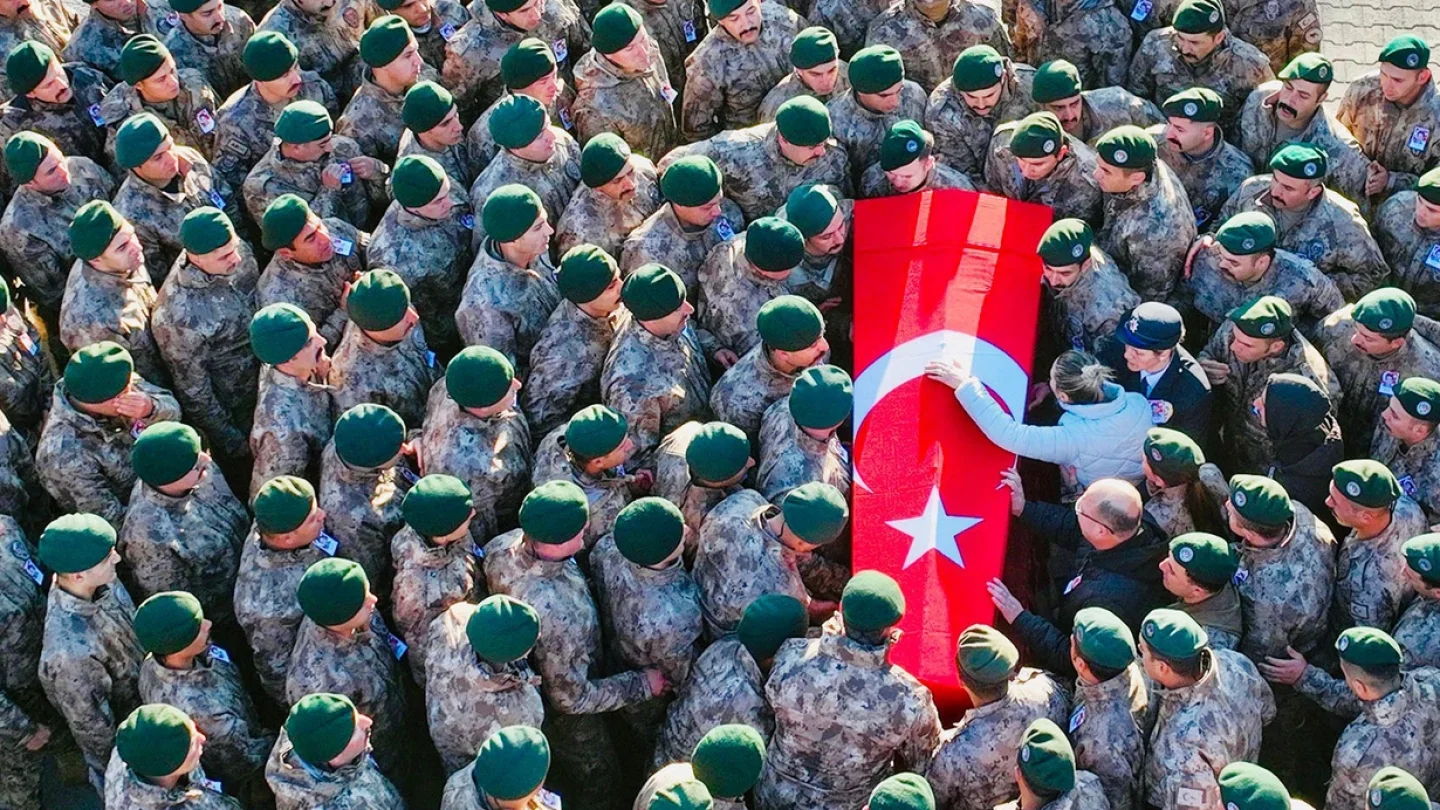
497, 240, 542, 269
914, 0, 948, 22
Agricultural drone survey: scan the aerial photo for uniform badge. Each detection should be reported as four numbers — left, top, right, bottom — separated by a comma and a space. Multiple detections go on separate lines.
471, 541, 486, 559
1346, 480, 1362, 498
661, 84, 677, 104
87, 104, 106, 127
558, 107, 573, 130
993, 63, 1002, 77
1399, 474, 1418, 498
130, 420, 147, 439
1193, 207, 1210, 226
440, 22, 456, 40
714, 216, 735, 240
1143, 620, 1156, 637
683, 19, 697, 41
537, 788, 564, 809
208, 189, 226, 208
424, 350, 439, 370
313, 531, 339, 555
17, 329, 38, 356
1241, 238, 1255, 251
208, 644, 231, 663
399, 464, 420, 485
386, 631, 408, 660
1063, 574, 1083, 595
1408, 126, 1431, 155
1378, 369, 1399, 396
1260, 322, 1276, 336
1424, 244, 1440, 272
195, 108, 215, 134
1129, 0, 1151, 19
12, 541, 43, 585
1072, 243, 1085, 259
196, 777, 223, 793
552, 39, 569, 63
1232, 568, 1248, 583
1408, 54, 1421, 68
1420, 401, 1433, 416
1149, 399, 1173, 425
1303, 161, 1317, 177
1263, 0, 1278, 18
1184, 102, 1198, 117
1177, 546, 1194, 563
339, 162, 354, 185
459, 212, 475, 230
331, 235, 355, 257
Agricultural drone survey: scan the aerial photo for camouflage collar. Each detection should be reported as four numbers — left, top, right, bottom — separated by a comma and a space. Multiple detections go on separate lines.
1075, 661, 1140, 700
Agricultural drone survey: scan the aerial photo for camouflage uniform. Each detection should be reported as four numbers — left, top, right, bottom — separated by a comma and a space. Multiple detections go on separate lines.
0, 516, 48, 810
0, 413, 39, 523
38, 580, 144, 774
465, 85, 578, 168
927, 668, 1071, 810
680, 0, 801, 141
651, 421, 746, 555
1393, 596, 1440, 669
1314, 306, 1440, 456
212, 70, 337, 190
1097, 159, 1195, 302
390, 526, 480, 687
439, 0, 590, 121
638, 763, 744, 810
59, 261, 168, 387
1336, 73, 1440, 198
265, 729, 404, 810
1371, 427, 1440, 524
532, 431, 635, 547
1233, 500, 1335, 662
1217, 177, 1389, 302
255, 0, 366, 98
757, 63, 851, 121
466, 133, 581, 249
440, 761, 561, 810
571, 45, 678, 160
337, 65, 441, 163
864, 0, 1013, 93
925, 64, 1036, 182
826, 82, 929, 173
1331, 496, 1425, 633
857, 158, 978, 197
757, 619, 943, 810
36, 378, 181, 527
756, 395, 850, 501
1043, 247, 1140, 354
522, 303, 627, 441
0, 64, 109, 182
619, 197, 745, 291
411, 0, 470, 70
1181, 244, 1343, 336
1237, 82, 1369, 204
0, 155, 115, 314
691, 489, 809, 636
0, 306, 58, 438
1324, 669, 1440, 810
233, 526, 325, 703
365, 202, 470, 353
809, 0, 888, 57
1069, 665, 1148, 810
327, 322, 440, 428
249, 366, 333, 498
1374, 192, 1440, 321
1126, 29, 1274, 134
116, 457, 249, 623
555, 155, 663, 258
316, 441, 409, 590
1225, 0, 1321, 73
985, 128, 1104, 225
163, 6, 256, 97
653, 636, 770, 767
1058, 87, 1164, 146
710, 346, 800, 443
455, 242, 561, 377
993, 772, 1111, 810
397, 124, 483, 192
103, 753, 240, 810
96, 68, 221, 160
1010, 0, 1131, 89
1151, 123, 1255, 230
63, 5, 177, 81
0, 2, 73, 92
1141, 463, 1229, 538
617, 0, 703, 101
696, 234, 790, 359
242, 135, 372, 227
415, 378, 533, 541
152, 247, 261, 460
423, 601, 545, 774
110, 152, 241, 283
256, 218, 367, 348
600, 317, 712, 468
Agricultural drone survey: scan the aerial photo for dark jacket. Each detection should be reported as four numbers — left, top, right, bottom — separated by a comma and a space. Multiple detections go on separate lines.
1012, 500, 1171, 675
1100, 339, 1213, 448
1262, 373, 1344, 533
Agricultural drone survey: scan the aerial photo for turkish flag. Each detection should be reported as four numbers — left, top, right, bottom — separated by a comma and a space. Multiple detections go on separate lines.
850, 190, 1051, 713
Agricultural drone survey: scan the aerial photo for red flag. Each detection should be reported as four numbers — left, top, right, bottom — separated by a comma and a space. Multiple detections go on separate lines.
850, 190, 1051, 712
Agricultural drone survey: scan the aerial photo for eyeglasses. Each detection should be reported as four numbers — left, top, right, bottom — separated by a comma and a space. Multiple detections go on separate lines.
1074, 503, 1115, 534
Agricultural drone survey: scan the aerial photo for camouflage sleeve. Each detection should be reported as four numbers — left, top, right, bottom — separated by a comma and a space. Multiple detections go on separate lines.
40, 648, 118, 770
154, 324, 249, 457
456, 302, 518, 364
1212, 187, 1243, 233
610, 388, 667, 463
898, 689, 942, 774
532, 638, 652, 714
1329, 236, 1391, 301
1308, 275, 1346, 326
1125, 42, 1157, 103
1333, 85, 1361, 142
39, 452, 126, 528
0, 235, 67, 303
115, 518, 182, 602
250, 427, 312, 499
1153, 748, 1224, 810
0, 687, 36, 740
680, 50, 724, 142
1294, 663, 1363, 719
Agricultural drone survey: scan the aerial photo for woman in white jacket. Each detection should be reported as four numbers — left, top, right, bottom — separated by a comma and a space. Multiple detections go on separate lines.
926, 350, 1152, 491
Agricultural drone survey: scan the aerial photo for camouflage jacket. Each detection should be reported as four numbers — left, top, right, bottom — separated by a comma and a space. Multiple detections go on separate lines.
986, 128, 1103, 225
103, 754, 241, 810
138, 648, 274, 788
411, 0, 470, 69
466, 134, 581, 250
327, 321, 441, 429
233, 527, 325, 703
0, 2, 73, 92
555, 156, 663, 258
1011, 0, 1131, 89
111, 152, 241, 286
466, 83, 577, 166
390, 526, 480, 687
1182, 244, 1343, 337
1152, 125, 1255, 230
36, 378, 181, 528
250, 366, 334, 499
652, 421, 746, 556
397, 126, 483, 192
63, 5, 176, 81
1337, 73, 1440, 198
0, 306, 58, 435
809, 0, 886, 56
1372, 428, 1440, 524
757, 620, 942, 810
337, 66, 441, 163
38, 582, 144, 772
858, 158, 978, 197
212, 71, 337, 190
1141, 464, 1229, 538
531, 428, 635, 547
757, 63, 851, 122
369, 204, 471, 352
827, 82, 929, 174
0, 155, 115, 310
317, 441, 408, 589
117, 459, 248, 622
637, 763, 745, 810
601, 317, 712, 468
97, 69, 220, 161
440, 0, 590, 121
424, 602, 543, 773
1393, 596, 1440, 670
256, 218, 368, 348
1097, 159, 1195, 302
1126, 29, 1274, 134
455, 241, 561, 376
0, 64, 109, 182
163, 6, 255, 97
266, 730, 404, 810
619, 198, 744, 291
1063, 87, 1164, 146
1324, 669, 1440, 810
1375, 192, 1440, 320
152, 251, 260, 459
483, 529, 654, 714
1314, 306, 1440, 456
416, 379, 532, 541
1070, 665, 1148, 810
592, 532, 702, 684
1044, 248, 1140, 353
1332, 496, 1425, 634
653, 636, 770, 767
680, 0, 801, 141
0, 515, 47, 746
59, 260, 168, 387
1224, 0, 1321, 74
994, 773, 1112, 810
521, 302, 626, 441
1235, 500, 1335, 661
691, 489, 808, 636
0, 413, 39, 521
697, 234, 791, 358
1237, 81, 1368, 203
925, 65, 1036, 181
572, 47, 679, 161
255, 0, 365, 97
242, 135, 372, 227
617, 0, 704, 101
864, 0, 1012, 93
709, 345, 799, 443
756, 395, 850, 501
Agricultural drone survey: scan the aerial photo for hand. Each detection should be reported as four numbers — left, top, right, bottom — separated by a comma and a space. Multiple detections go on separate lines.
998, 466, 1024, 516
349, 157, 388, 180
629, 469, 654, 494
1199, 358, 1230, 386
321, 162, 347, 189
643, 667, 668, 697
1258, 646, 1308, 686
1365, 161, 1390, 197
22, 724, 51, 752
339, 269, 363, 311
818, 297, 843, 312
713, 349, 739, 368
924, 358, 969, 390
174, 149, 193, 177
1026, 382, 1052, 411
986, 578, 1024, 623
114, 391, 155, 420
808, 599, 838, 622
1184, 235, 1213, 280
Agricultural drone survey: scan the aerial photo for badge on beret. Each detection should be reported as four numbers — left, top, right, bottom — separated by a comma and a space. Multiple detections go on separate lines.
1184, 102, 1198, 117
1228, 803, 1240, 810
1260, 322, 1276, 336
1304, 162, 1317, 177
1318, 65, 1330, 79
1021, 746, 1032, 762
994, 63, 1003, 77
1242, 238, 1255, 251
1373, 789, 1384, 807
1114, 149, 1128, 163
1234, 491, 1248, 507
1208, 10, 1219, 21
1150, 447, 1163, 461
1346, 481, 1361, 497
1043, 139, 1056, 154
1143, 621, 1156, 637
1409, 54, 1420, 67
1420, 401, 1433, 416
1339, 635, 1350, 651
1420, 557, 1433, 572
1075, 625, 1085, 640
1380, 317, 1394, 330
1177, 546, 1194, 563
907, 140, 919, 153
1073, 244, 1084, 259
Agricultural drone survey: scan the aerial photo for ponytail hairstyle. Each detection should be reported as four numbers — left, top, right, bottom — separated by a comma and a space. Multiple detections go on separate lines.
1050, 350, 1111, 405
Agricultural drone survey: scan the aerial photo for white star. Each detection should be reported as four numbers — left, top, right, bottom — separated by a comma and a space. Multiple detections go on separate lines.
888, 485, 982, 569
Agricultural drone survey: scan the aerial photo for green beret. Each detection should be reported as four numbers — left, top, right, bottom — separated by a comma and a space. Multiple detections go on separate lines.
482, 183, 544, 242
1031, 60, 1081, 104
785, 183, 840, 238
1071, 606, 1136, 669
117, 705, 193, 779
119, 34, 168, 85
1173, 0, 1224, 33
593, 3, 642, 54
580, 133, 631, 188
346, 268, 412, 332
1407, 535, 1440, 586
488, 0, 528, 16
615, 497, 684, 566
132, 422, 203, 488
0, 277, 9, 315
1161, 87, 1223, 123
519, 480, 590, 544
133, 591, 204, 656
1369, 768, 1432, 810
38, 513, 116, 574
1229, 295, 1293, 339
1095, 125, 1156, 170
70, 199, 125, 261
744, 217, 804, 272
253, 475, 316, 535
446, 346, 514, 409
780, 482, 849, 546
500, 38, 556, 89
558, 244, 618, 304
297, 557, 370, 627
1269, 142, 1327, 180
790, 26, 838, 69
261, 193, 313, 251
274, 100, 332, 145
1218, 763, 1291, 810
775, 96, 832, 148
1419, 166, 1440, 205
250, 304, 314, 365
489, 94, 546, 151
392, 154, 447, 209
622, 263, 687, 320
1332, 459, 1401, 508
951, 45, 1005, 91
661, 156, 723, 206
64, 341, 133, 404
334, 403, 405, 468
735, 593, 806, 661
1018, 719, 1075, 794
180, 207, 236, 255
691, 725, 765, 799
472, 726, 551, 801
706, 0, 743, 19
467, 594, 540, 663
403, 474, 474, 538
243, 31, 299, 81
1395, 376, 1440, 421
1353, 288, 1416, 337
840, 564, 898, 628
1141, 608, 1207, 658
757, 295, 824, 352
956, 624, 1018, 683
869, 774, 936, 810
1037, 218, 1092, 266
565, 404, 628, 460
1336, 626, 1403, 669
1228, 474, 1293, 526
1379, 35, 1430, 70
115, 112, 168, 170
1143, 427, 1204, 485
360, 15, 412, 67
403, 81, 455, 133
4, 131, 52, 185
849, 45, 904, 94
686, 421, 751, 484
286, 693, 357, 767
648, 781, 714, 810
1009, 112, 1064, 159
1169, 532, 1238, 589
879, 119, 933, 170
1215, 211, 1276, 256
7, 41, 55, 95
789, 364, 852, 429
170, 0, 208, 12
1278, 52, 1334, 84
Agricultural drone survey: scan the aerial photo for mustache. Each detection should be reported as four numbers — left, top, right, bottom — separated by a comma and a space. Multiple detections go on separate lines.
1276, 101, 1299, 117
